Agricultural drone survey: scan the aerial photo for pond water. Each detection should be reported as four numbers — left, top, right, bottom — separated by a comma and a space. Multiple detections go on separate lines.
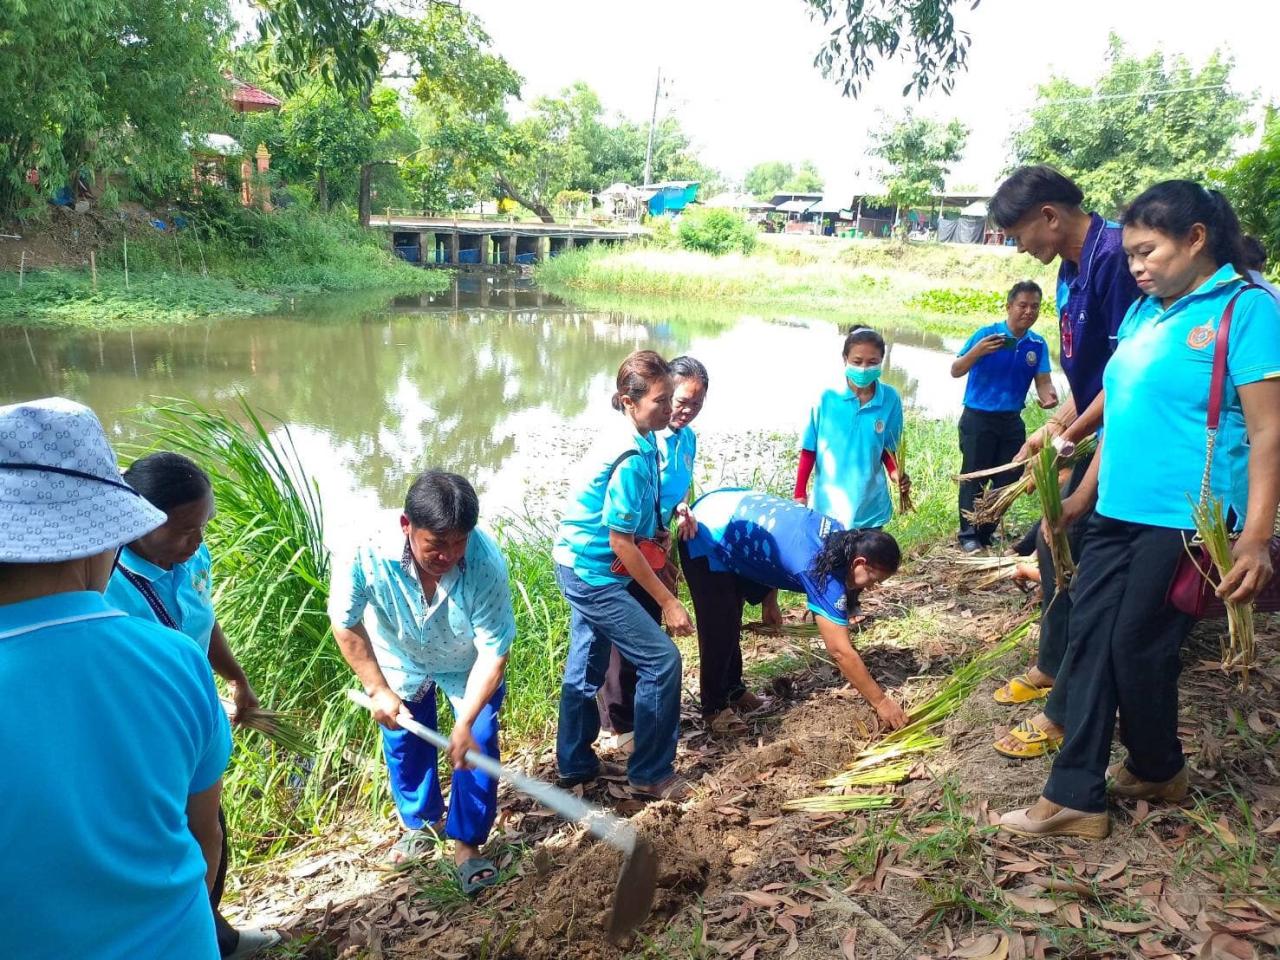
2, 277, 974, 549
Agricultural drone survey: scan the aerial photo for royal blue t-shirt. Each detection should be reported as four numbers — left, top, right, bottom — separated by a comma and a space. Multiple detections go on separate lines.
0, 591, 231, 960
1055, 214, 1142, 410
958, 322, 1051, 412
687, 488, 850, 624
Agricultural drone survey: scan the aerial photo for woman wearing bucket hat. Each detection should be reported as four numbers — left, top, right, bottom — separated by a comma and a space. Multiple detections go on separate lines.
0, 397, 233, 959
104, 451, 278, 959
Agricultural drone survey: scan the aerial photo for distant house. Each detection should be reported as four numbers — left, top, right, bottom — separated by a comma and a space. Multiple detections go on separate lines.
195, 77, 283, 207
640, 181, 700, 217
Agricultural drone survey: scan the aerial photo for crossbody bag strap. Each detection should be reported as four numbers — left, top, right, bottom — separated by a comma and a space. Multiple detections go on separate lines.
607, 446, 663, 530
118, 567, 179, 631
1198, 284, 1258, 507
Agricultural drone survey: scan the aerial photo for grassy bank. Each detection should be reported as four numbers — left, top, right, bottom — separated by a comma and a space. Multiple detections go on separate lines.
0, 206, 448, 329
537, 235, 1056, 340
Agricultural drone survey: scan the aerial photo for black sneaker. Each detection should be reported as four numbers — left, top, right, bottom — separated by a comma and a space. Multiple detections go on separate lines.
960, 539, 982, 554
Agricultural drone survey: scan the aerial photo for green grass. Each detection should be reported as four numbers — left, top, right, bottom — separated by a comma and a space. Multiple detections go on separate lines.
537, 236, 1057, 340
1, 206, 448, 329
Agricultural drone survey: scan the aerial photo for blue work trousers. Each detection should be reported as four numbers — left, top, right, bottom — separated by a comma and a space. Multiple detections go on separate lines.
554, 564, 682, 787
380, 684, 505, 847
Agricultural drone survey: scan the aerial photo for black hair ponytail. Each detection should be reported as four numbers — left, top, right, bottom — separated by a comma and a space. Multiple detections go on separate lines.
123, 451, 211, 513
1122, 180, 1248, 271
810, 528, 901, 587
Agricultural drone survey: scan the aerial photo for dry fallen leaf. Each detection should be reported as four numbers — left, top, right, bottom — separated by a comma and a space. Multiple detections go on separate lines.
1196, 932, 1254, 959
1095, 857, 1130, 883
840, 928, 858, 960
950, 933, 1001, 958
1005, 894, 1059, 916
735, 891, 784, 909
1099, 919, 1157, 934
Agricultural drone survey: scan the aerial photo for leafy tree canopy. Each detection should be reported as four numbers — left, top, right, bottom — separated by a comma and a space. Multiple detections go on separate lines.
1, 0, 232, 218
744, 161, 825, 200
1220, 107, 1280, 266
868, 109, 968, 214
1012, 35, 1252, 215
805, 0, 979, 98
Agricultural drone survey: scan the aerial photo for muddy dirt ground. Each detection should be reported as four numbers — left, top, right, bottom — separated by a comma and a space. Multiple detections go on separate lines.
228, 553, 1280, 960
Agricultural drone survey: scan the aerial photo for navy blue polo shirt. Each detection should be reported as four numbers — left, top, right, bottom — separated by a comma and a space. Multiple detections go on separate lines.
1055, 214, 1142, 410
958, 322, 1051, 412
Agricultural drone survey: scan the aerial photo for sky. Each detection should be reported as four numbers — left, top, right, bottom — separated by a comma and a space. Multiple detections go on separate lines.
458, 0, 1278, 194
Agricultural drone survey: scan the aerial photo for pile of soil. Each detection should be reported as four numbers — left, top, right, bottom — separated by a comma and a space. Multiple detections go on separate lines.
1, 203, 158, 271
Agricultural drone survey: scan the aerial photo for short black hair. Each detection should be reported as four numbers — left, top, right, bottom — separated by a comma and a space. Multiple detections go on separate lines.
843, 325, 885, 359
990, 166, 1085, 229
1241, 234, 1267, 272
123, 451, 212, 513
668, 355, 709, 390
1006, 280, 1043, 304
404, 471, 479, 533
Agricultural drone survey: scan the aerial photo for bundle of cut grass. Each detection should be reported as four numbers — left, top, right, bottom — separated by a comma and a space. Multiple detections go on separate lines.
223, 702, 314, 755
743, 620, 820, 638
1189, 495, 1255, 675
896, 433, 914, 513
1030, 445, 1073, 590
965, 435, 1099, 527
782, 792, 899, 813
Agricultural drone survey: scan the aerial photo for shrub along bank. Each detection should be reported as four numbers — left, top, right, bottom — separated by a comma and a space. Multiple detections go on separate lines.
0, 203, 447, 329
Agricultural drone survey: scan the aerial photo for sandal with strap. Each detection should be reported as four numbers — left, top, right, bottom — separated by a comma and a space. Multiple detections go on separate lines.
384, 828, 437, 866
706, 707, 749, 737
629, 773, 693, 802
456, 856, 500, 896
993, 718, 1063, 760
732, 690, 779, 719
993, 673, 1052, 705
555, 759, 628, 789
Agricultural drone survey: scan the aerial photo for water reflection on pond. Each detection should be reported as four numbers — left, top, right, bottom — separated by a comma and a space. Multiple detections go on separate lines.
2, 278, 968, 545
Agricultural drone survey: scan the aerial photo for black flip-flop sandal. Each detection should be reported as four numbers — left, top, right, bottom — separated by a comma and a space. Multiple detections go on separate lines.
456, 856, 500, 896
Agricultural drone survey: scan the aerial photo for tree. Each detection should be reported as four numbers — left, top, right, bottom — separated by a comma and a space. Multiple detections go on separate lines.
744, 160, 824, 200
1012, 36, 1251, 215
1220, 108, 1280, 262
1, 0, 231, 219
868, 109, 968, 231
804, 0, 979, 98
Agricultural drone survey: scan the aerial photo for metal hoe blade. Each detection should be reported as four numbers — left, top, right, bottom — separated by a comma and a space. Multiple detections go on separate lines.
607, 833, 658, 943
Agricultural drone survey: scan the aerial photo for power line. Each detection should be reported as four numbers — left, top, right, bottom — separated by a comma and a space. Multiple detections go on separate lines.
1039, 83, 1232, 107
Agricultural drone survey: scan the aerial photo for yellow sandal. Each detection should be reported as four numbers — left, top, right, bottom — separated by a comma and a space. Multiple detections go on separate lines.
993, 673, 1052, 705
993, 718, 1063, 760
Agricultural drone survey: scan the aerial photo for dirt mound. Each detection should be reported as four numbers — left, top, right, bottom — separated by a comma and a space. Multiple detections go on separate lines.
1, 203, 158, 271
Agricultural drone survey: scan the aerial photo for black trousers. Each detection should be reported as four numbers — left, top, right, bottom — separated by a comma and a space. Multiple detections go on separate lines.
213, 806, 238, 956
1038, 454, 1096, 725
596, 580, 659, 735
957, 407, 1027, 545
1043, 515, 1194, 813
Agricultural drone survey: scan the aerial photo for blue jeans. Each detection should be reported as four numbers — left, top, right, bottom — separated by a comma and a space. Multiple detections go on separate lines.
380, 684, 505, 847
555, 564, 682, 786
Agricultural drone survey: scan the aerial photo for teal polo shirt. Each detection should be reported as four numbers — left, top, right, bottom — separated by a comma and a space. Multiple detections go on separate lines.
0, 591, 230, 960
1098, 266, 1280, 530
105, 543, 217, 653
328, 525, 516, 702
658, 426, 697, 522
958, 322, 1051, 412
687, 488, 850, 624
801, 381, 902, 529
553, 424, 662, 586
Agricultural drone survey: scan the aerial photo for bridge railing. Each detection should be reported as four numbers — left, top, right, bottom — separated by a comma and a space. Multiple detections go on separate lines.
378, 208, 642, 229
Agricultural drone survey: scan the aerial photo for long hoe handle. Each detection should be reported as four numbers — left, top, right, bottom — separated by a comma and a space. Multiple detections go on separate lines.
346, 688, 638, 855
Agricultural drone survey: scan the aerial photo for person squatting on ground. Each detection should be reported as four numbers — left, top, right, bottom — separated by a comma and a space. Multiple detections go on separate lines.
0, 397, 232, 959
683, 488, 910, 731
795, 326, 910, 550
985, 166, 1141, 758
951, 280, 1059, 553
329, 471, 515, 894
999, 181, 1280, 839
104, 451, 278, 958
553, 350, 695, 802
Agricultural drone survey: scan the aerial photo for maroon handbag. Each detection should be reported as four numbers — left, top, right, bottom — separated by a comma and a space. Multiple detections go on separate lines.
1166, 285, 1280, 618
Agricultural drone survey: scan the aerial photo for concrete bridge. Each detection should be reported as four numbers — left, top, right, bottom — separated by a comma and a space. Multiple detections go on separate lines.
373, 214, 646, 266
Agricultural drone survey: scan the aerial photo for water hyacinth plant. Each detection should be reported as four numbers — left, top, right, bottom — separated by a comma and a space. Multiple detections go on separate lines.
1188, 494, 1256, 675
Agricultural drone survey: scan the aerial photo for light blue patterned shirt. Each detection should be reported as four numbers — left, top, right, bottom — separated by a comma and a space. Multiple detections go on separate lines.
328, 525, 516, 702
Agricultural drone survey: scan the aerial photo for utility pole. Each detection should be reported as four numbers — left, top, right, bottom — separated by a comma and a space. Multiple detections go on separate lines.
643, 67, 662, 186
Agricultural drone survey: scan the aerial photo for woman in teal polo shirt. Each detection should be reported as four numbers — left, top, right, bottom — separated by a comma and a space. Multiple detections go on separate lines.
553, 351, 696, 801
795, 326, 909, 535
1000, 182, 1280, 840
683, 488, 909, 730
105, 451, 276, 959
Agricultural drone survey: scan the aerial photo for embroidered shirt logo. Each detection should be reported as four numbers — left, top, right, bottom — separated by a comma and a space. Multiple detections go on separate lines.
1187, 325, 1215, 350
1025, 351, 1038, 366
874, 420, 885, 434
